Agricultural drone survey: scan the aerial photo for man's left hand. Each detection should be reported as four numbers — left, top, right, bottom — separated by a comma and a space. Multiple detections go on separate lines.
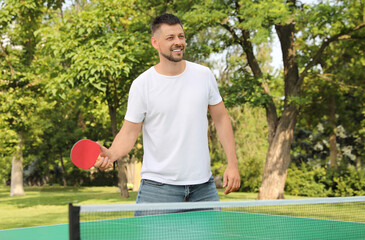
223, 165, 241, 195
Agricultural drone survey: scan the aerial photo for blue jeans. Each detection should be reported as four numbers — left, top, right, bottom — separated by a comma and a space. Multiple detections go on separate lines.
135, 176, 219, 216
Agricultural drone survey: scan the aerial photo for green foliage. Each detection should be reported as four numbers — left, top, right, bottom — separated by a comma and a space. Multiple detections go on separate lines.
64, 168, 118, 187
183, 0, 291, 43
327, 166, 365, 197
37, 0, 155, 103
286, 163, 365, 197
293, 121, 364, 168
0, 0, 61, 184
0, 127, 15, 184
220, 72, 274, 108
89, 170, 118, 187
286, 163, 331, 197
182, 0, 289, 110
210, 105, 268, 192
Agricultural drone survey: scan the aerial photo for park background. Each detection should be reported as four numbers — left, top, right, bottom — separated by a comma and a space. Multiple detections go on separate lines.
0, 0, 364, 229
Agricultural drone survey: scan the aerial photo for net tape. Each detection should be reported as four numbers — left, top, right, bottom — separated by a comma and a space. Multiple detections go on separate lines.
79, 196, 365, 213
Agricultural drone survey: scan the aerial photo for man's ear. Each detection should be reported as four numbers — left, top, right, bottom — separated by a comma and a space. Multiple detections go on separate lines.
151, 36, 159, 50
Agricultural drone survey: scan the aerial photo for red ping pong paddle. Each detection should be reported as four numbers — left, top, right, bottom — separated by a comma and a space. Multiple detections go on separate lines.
70, 139, 102, 169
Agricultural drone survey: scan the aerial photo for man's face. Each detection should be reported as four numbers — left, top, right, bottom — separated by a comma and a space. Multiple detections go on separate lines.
152, 24, 186, 62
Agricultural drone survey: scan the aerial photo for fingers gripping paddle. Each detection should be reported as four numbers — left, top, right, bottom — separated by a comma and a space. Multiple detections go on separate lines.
70, 139, 101, 169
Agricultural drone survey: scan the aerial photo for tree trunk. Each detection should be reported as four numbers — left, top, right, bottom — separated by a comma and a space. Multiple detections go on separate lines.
237, 21, 300, 199
108, 104, 129, 198
117, 156, 130, 198
258, 19, 300, 200
328, 95, 338, 168
241, 30, 278, 144
109, 104, 118, 137
258, 106, 298, 199
356, 156, 361, 171
10, 132, 25, 197
60, 153, 67, 186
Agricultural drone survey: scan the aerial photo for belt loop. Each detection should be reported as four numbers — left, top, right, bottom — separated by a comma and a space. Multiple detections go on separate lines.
184, 185, 190, 201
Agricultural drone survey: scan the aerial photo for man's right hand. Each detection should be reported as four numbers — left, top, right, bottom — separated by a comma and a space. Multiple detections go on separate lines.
94, 143, 113, 170
93, 120, 142, 171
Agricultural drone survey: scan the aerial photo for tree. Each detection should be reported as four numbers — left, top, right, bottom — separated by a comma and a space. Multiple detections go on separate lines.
38, 0, 155, 197
0, 0, 62, 195
180, 0, 365, 199
295, 4, 365, 169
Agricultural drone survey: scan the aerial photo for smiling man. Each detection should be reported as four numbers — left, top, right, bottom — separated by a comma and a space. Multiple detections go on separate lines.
95, 13, 240, 204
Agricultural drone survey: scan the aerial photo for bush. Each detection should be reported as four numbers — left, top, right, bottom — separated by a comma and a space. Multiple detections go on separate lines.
326, 166, 365, 197
211, 158, 263, 192
286, 163, 365, 197
238, 157, 264, 192
89, 170, 118, 186
285, 163, 331, 197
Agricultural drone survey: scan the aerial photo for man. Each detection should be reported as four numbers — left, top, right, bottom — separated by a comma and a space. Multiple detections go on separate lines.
95, 13, 240, 203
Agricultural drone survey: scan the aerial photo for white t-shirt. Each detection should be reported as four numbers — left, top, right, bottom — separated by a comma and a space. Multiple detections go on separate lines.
125, 61, 222, 185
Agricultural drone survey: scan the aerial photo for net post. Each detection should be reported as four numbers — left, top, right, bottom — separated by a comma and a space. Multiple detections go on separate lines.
69, 203, 80, 240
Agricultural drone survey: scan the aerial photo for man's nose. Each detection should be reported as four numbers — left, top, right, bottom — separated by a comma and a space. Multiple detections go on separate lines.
174, 38, 185, 45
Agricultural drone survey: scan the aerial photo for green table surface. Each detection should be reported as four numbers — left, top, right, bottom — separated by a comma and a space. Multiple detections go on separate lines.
1, 210, 365, 240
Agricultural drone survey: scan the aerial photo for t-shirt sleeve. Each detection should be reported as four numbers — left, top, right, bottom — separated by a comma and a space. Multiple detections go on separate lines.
124, 80, 146, 123
208, 70, 222, 105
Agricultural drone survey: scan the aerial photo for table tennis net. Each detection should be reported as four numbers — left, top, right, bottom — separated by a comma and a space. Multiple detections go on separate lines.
69, 196, 365, 240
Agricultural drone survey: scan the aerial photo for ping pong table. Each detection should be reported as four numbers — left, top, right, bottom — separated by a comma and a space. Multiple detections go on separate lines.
0, 224, 68, 240
78, 210, 365, 240
1, 210, 364, 239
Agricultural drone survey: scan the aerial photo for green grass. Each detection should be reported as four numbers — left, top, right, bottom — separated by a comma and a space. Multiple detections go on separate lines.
0, 186, 258, 230
228, 202, 365, 223
0, 186, 134, 230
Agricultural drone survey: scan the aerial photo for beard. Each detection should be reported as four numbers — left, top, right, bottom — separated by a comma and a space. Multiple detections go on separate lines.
160, 47, 184, 62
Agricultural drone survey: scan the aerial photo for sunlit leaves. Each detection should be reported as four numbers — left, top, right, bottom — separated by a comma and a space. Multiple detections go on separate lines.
37, 0, 154, 105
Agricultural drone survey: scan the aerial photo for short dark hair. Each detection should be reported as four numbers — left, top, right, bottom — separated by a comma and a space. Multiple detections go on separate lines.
151, 13, 183, 35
